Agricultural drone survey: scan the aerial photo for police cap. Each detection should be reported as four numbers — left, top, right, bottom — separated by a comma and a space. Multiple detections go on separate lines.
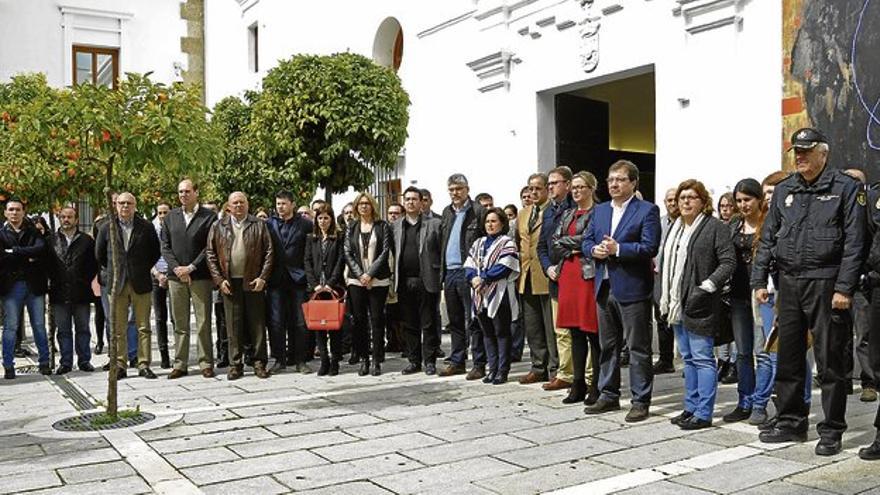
788, 127, 827, 151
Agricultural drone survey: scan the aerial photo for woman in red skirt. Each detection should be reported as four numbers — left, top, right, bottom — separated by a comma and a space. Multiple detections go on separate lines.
552, 171, 600, 405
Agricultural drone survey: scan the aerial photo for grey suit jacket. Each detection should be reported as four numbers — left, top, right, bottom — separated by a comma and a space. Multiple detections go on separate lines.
392, 215, 443, 293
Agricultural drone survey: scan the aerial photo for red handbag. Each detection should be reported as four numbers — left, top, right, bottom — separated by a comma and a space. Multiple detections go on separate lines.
302, 288, 346, 331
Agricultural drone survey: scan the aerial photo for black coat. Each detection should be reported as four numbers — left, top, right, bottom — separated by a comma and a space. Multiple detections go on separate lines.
47, 231, 98, 305
266, 214, 313, 288
344, 220, 393, 281
304, 234, 345, 291
0, 221, 48, 296
160, 206, 217, 281
95, 216, 161, 295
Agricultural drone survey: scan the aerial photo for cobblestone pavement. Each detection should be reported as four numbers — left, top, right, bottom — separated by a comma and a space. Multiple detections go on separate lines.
1, 332, 879, 495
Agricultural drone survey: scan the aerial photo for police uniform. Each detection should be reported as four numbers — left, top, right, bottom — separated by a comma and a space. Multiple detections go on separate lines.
862, 182, 880, 458
751, 129, 866, 450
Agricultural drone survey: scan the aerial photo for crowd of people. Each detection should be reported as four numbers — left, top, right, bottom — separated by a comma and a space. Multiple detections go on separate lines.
2, 127, 880, 459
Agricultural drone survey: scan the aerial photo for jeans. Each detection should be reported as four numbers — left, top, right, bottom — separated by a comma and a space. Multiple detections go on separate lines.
2, 281, 49, 367
673, 324, 717, 421
443, 269, 486, 367
54, 303, 92, 368
267, 285, 307, 365
478, 293, 512, 375
731, 298, 756, 409
101, 286, 137, 361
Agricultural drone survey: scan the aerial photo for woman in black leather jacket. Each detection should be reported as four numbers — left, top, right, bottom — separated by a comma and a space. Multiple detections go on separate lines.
552, 171, 601, 405
344, 192, 393, 376
305, 204, 346, 376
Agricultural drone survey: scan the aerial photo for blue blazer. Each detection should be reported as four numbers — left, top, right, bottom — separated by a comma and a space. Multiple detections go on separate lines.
581, 198, 661, 303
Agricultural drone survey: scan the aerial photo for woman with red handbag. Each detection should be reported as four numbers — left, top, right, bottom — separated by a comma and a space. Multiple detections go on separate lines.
305, 204, 346, 376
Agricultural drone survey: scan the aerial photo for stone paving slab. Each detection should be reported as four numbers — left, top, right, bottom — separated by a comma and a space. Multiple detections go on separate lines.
672, 454, 813, 494
0, 470, 62, 495
150, 425, 276, 454
786, 456, 880, 494
18, 475, 152, 495
162, 446, 240, 469
311, 431, 443, 462
180, 450, 328, 485
615, 480, 716, 495
593, 437, 721, 470
274, 453, 425, 491
57, 460, 135, 484
493, 436, 624, 468
372, 457, 523, 494
295, 480, 395, 495
475, 459, 625, 495
402, 433, 535, 465
228, 429, 358, 456
200, 475, 289, 495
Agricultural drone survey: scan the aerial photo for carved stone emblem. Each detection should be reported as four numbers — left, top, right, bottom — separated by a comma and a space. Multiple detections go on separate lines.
578, 0, 601, 73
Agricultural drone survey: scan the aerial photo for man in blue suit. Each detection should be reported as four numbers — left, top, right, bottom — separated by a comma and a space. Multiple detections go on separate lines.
582, 160, 661, 422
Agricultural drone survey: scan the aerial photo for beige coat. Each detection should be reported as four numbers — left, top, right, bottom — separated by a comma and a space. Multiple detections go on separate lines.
516, 201, 550, 295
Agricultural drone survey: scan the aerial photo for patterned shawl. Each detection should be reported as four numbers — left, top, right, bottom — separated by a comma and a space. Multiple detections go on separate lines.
464, 234, 520, 318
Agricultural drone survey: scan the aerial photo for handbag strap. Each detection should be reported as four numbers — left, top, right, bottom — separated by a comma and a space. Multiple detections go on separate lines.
310, 287, 344, 302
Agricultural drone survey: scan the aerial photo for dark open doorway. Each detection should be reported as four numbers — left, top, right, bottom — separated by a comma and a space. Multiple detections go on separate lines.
554, 71, 656, 202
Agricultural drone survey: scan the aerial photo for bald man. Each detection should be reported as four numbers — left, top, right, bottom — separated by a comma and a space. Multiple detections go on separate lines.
95, 192, 161, 379
206, 192, 274, 380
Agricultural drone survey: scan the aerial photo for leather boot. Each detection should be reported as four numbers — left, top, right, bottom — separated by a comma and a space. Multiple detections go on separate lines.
562, 380, 587, 404
584, 382, 600, 406
317, 358, 330, 376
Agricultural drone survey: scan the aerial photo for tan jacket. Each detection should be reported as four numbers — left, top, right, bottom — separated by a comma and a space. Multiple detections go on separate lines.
206, 214, 274, 291
516, 201, 549, 295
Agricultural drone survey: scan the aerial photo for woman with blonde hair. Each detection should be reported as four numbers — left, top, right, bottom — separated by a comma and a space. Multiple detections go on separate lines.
344, 192, 393, 376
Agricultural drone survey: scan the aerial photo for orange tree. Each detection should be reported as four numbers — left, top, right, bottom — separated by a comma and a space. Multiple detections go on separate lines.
0, 72, 222, 418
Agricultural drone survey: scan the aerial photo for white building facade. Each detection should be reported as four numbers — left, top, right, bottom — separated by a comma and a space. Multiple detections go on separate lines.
206, 0, 783, 207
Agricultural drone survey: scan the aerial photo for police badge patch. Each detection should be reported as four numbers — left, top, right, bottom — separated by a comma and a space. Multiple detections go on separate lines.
858, 191, 867, 206
875, 196, 880, 210
785, 194, 794, 207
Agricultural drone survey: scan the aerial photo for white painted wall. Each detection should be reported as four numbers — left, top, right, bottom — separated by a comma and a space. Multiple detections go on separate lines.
0, 0, 188, 87
204, 0, 783, 209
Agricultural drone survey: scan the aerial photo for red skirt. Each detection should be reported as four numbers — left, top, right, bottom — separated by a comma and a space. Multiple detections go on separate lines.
556, 255, 598, 333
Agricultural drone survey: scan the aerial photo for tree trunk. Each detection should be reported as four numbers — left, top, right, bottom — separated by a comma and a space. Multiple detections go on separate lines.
105, 157, 119, 419
324, 184, 333, 207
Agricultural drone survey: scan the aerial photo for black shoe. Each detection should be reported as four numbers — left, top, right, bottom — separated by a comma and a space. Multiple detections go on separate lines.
759, 427, 808, 444
815, 437, 842, 456
436, 349, 446, 358
625, 404, 650, 423
102, 362, 112, 372
55, 365, 72, 375
128, 358, 137, 369
562, 381, 587, 404
94, 343, 104, 355
216, 357, 230, 369
584, 398, 621, 415
371, 363, 382, 376
269, 360, 286, 374
329, 361, 339, 376
13, 347, 26, 358
79, 363, 95, 372
138, 368, 158, 379
583, 386, 600, 406
4, 367, 14, 379
317, 360, 330, 376
492, 372, 508, 385
401, 363, 422, 375
39, 364, 53, 375
757, 416, 778, 432
482, 371, 496, 384
652, 361, 676, 374
716, 361, 730, 382
349, 353, 360, 365
244, 355, 255, 367
721, 366, 738, 384
680, 416, 713, 430
358, 360, 370, 376
116, 368, 127, 380
722, 406, 752, 423
670, 410, 694, 426
160, 352, 171, 370
859, 435, 880, 460
425, 363, 437, 376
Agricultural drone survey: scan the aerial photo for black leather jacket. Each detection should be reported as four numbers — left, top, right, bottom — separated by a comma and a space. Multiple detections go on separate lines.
551, 207, 595, 280
344, 220, 393, 281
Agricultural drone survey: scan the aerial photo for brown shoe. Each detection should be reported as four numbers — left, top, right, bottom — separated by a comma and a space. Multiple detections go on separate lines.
519, 371, 548, 385
167, 369, 188, 380
201, 368, 216, 378
466, 366, 486, 381
439, 364, 467, 377
254, 364, 271, 379
542, 378, 572, 391
227, 367, 243, 380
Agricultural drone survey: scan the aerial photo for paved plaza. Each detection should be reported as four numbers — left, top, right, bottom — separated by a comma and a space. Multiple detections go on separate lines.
1, 332, 879, 495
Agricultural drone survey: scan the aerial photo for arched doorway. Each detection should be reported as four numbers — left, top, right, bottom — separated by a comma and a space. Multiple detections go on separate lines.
373, 17, 403, 72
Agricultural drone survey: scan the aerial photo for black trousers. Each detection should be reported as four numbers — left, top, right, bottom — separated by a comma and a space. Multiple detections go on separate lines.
349, 285, 389, 363
317, 330, 342, 362
653, 302, 674, 365
477, 294, 512, 374
571, 329, 600, 386
776, 274, 850, 437
867, 284, 880, 429
214, 298, 228, 361
151, 279, 170, 353
94, 296, 105, 346
399, 277, 440, 366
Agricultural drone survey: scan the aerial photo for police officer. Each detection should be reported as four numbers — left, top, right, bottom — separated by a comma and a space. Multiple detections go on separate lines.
859, 179, 880, 459
752, 128, 865, 456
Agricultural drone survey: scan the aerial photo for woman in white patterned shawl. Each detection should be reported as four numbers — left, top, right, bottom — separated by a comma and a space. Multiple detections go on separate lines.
465, 208, 521, 385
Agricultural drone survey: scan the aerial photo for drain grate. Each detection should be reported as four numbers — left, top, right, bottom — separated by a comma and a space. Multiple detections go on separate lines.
14, 365, 40, 375
52, 376, 96, 411
52, 411, 156, 432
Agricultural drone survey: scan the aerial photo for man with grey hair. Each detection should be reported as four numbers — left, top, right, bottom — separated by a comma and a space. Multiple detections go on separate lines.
439, 174, 487, 379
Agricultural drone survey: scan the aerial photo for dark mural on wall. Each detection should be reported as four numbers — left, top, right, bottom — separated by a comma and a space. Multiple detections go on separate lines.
786, 0, 880, 180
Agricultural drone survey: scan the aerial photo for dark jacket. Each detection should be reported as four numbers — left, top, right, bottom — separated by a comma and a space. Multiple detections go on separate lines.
95, 216, 161, 295
582, 197, 662, 303
440, 199, 486, 278
344, 220, 393, 281
391, 215, 443, 293
304, 234, 345, 292
47, 230, 98, 305
0, 220, 48, 296
752, 166, 865, 295
206, 214, 274, 291
552, 206, 595, 279
672, 216, 736, 336
160, 206, 217, 281
539, 194, 576, 272
266, 214, 313, 288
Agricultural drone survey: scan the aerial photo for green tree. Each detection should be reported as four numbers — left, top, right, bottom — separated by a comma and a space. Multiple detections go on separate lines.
250, 53, 410, 204
0, 72, 222, 418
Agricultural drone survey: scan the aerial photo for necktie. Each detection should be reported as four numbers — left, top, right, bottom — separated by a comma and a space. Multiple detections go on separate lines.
528, 205, 540, 231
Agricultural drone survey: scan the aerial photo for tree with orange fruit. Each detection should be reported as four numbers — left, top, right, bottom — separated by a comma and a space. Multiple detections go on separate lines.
0, 72, 222, 418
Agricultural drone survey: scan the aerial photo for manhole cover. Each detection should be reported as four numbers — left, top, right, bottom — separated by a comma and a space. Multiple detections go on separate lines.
14, 365, 39, 375
52, 411, 155, 432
